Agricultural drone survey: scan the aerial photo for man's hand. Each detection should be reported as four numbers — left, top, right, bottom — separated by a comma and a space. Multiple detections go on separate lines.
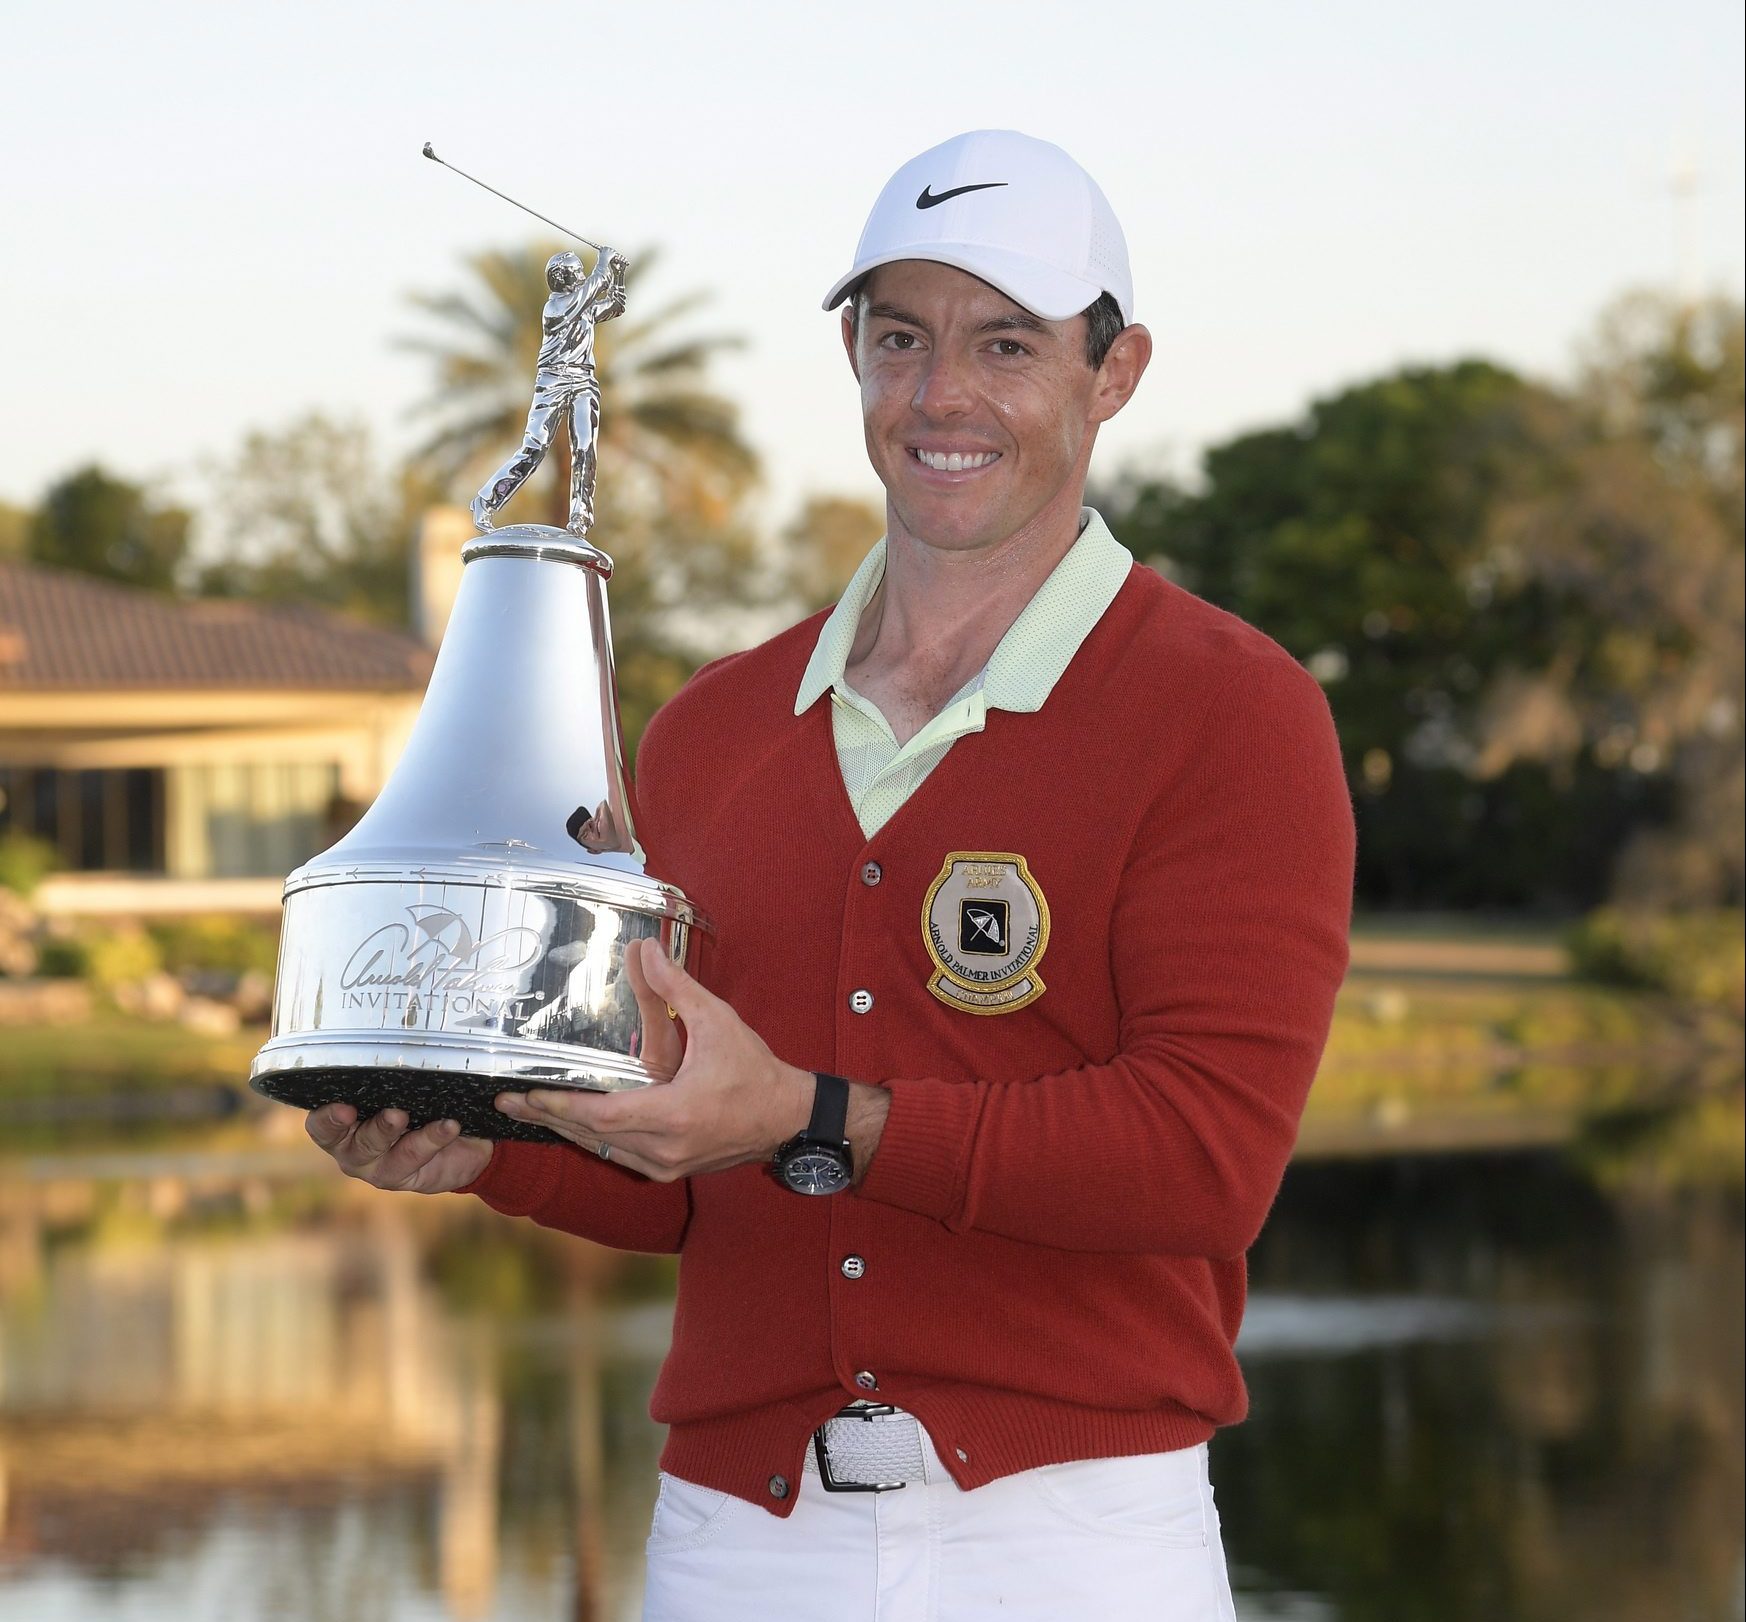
493, 938, 817, 1182
305, 1102, 495, 1194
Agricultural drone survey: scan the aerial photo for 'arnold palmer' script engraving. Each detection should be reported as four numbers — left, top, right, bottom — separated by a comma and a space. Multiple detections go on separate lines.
339, 905, 543, 1021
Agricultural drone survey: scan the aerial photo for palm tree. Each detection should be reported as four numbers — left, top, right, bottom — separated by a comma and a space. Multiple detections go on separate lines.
399, 240, 758, 531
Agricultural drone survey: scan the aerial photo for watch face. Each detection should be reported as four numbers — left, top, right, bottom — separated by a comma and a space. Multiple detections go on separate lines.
781, 1147, 852, 1195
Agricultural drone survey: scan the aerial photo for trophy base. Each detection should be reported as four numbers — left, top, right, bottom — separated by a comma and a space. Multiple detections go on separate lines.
251, 1065, 624, 1146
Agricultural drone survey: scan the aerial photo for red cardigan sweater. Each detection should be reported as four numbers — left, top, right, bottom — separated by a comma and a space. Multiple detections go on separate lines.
456, 560, 1357, 1516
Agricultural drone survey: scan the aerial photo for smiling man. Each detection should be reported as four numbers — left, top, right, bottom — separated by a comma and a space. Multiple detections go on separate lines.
306, 129, 1357, 1620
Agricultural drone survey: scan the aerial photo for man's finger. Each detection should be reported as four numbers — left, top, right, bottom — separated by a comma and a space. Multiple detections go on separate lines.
348, 1107, 410, 1166
496, 1107, 672, 1183
639, 942, 721, 1023
375, 1117, 463, 1186
305, 1101, 357, 1151
625, 940, 685, 1071
503, 1086, 666, 1135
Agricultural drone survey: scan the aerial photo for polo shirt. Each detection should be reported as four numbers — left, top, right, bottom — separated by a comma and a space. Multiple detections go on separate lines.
796, 508, 1132, 838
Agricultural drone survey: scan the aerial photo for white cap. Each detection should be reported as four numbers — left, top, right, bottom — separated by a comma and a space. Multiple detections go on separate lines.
822, 129, 1133, 326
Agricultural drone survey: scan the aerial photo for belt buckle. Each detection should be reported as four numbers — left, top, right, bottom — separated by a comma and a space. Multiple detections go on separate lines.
813, 1402, 907, 1493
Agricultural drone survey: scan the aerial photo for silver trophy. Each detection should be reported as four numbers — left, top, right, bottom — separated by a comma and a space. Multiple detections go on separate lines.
250, 150, 711, 1143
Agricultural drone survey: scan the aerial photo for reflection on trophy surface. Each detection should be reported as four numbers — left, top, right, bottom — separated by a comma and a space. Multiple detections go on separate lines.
250, 170, 711, 1143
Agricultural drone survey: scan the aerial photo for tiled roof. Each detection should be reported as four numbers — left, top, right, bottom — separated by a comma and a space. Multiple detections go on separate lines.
0, 560, 433, 691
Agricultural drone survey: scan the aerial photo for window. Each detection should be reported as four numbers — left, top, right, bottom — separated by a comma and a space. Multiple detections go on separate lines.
0, 767, 167, 872
165, 762, 342, 878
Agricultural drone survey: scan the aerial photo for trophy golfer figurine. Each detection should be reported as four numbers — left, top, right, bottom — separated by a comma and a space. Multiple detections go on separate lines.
473, 244, 629, 537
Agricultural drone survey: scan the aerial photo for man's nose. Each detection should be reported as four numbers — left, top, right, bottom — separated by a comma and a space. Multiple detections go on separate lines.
910, 350, 976, 419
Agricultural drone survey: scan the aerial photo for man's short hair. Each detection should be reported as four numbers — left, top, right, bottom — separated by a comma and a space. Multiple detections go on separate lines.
850, 283, 1128, 370
1081, 292, 1125, 369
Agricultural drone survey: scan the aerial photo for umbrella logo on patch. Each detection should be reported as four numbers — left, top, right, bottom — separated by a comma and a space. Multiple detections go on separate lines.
959, 899, 1009, 955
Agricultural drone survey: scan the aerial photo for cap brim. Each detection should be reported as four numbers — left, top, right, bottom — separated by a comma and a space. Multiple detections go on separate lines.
822, 243, 1115, 324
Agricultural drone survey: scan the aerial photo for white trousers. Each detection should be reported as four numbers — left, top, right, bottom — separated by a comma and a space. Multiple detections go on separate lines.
641, 1426, 1240, 1622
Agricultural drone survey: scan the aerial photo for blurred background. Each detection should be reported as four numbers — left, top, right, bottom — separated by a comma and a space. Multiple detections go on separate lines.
1, 2, 1740, 1619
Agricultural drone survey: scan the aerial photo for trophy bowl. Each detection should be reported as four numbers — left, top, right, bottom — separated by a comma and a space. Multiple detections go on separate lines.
250, 526, 711, 1144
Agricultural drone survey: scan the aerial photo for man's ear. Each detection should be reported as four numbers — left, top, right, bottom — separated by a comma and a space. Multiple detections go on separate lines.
841, 307, 862, 382
1088, 323, 1153, 426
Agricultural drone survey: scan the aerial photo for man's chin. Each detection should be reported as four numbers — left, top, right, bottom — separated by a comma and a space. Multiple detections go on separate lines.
887, 496, 1015, 555
896, 522, 1006, 555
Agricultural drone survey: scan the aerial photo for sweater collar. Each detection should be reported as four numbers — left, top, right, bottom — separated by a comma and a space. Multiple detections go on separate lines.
794, 507, 1133, 718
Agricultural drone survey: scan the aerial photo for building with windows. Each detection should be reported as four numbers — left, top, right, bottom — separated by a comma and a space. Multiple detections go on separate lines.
0, 557, 437, 918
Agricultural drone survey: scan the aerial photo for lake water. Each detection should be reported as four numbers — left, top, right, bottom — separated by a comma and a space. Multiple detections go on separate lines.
0, 1114, 1739, 1621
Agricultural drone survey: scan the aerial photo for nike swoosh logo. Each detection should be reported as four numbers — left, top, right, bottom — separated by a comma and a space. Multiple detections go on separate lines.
916, 182, 1008, 209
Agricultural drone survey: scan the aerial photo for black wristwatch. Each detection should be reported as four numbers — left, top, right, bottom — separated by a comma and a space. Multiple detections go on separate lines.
772, 1072, 854, 1195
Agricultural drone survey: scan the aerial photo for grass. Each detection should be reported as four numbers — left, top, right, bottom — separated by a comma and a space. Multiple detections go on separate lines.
1304, 916, 1741, 1167
1349, 912, 1570, 942
0, 1009, 261, 1095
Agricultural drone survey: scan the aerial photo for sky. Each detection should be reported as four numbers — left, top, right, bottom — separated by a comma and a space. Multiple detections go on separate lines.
1, 0, 1740, 530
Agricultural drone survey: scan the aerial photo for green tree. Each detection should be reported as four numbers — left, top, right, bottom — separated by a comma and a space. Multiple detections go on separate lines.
1428, 293, 1743, 907
0, 501, 29, 560
1576, 288, 1743, 534
1104, 358, 1554, 783
28, 465, 189, 590
1100, 291, 1745, 911
1556, 290, 1743, 906
781, 494, 884, 612
196, 413, 429, 628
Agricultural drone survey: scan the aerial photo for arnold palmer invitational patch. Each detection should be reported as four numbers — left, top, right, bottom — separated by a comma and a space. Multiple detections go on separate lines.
921, 851, 1050, 1015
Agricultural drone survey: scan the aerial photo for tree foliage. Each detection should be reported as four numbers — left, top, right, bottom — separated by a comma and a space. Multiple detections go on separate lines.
27, 465, 190, 591
0, 502, 30, 560
195, 414, 427, 628
781, 495, 885, 613
1100, 289, 1744, 911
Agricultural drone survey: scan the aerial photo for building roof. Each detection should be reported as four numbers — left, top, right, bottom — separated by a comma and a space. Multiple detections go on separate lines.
0, 560, 433, 691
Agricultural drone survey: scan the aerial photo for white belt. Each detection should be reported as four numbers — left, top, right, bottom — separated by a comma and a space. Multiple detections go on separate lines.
803, 1402, 930, 1491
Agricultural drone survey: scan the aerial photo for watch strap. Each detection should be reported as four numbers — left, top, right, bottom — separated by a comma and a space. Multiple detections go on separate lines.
808, 1071, 851, 1146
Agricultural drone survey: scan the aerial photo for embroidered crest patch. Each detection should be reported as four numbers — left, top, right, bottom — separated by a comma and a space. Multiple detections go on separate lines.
921, 851, 1050, 1015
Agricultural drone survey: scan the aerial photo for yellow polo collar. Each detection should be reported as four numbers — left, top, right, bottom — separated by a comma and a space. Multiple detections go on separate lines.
794, 507, 1133, 719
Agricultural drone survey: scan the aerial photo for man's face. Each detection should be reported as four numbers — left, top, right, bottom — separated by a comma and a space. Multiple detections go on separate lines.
548, 253, 582, 292
843, 259, 1146, 556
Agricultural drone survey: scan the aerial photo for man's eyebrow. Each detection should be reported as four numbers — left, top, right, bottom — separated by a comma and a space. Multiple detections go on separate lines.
865, 302, 928, 327
975, 312, 1049, 336
864, 304, 1052, 337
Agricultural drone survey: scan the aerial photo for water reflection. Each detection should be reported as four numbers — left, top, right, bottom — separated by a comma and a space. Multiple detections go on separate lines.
1231, 1152, 1745, 1622
0, 1170, 668, 1620
0, 1122, 1740, 1621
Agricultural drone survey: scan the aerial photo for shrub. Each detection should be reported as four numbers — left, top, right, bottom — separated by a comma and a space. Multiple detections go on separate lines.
34, 936, 90, 979
0, 834, 58, 898
1566, 907, 1746, 1017
83, 927, 164, 989
148, 915, 280, 979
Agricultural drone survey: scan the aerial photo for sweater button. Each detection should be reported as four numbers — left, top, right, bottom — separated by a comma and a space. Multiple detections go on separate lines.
849, 988, 874, 1015
860, 860, 883, 886
854, 1370, 878, 1391
840, 1254, 866, 1280
768, 1474, 790, 1500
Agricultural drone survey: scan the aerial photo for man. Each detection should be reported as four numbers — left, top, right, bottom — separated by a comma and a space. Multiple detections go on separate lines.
472, 244, 629, 536
309, 129, 1356, 1620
